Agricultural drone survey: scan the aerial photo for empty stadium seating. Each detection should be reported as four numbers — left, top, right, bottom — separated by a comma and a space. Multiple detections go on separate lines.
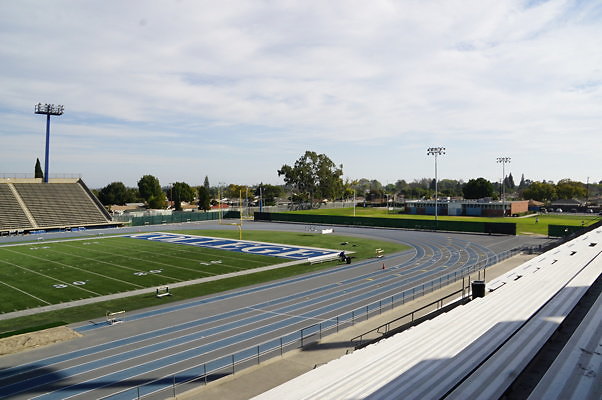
0, 179, 113, 233
254, 228, 602, 400
0, 183, 33, 231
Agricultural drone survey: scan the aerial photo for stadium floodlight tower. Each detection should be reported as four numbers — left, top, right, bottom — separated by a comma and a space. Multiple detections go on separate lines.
35, 103, 64, 183
427, 147, 446, 224
496, 156, 511, 217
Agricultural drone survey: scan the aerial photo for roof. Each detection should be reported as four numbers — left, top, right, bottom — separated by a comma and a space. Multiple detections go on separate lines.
551, 199, 583, 206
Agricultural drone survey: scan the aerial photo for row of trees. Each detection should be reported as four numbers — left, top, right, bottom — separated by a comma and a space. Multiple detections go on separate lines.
92, 151, 600, 210
277, 152, 600, 206
96, 175, 284, 211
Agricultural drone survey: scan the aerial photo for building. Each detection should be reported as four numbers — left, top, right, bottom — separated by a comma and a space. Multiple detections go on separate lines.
405, 199, 529, 217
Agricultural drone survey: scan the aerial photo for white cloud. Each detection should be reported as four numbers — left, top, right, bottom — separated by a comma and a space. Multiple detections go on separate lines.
0, 0, 600, 187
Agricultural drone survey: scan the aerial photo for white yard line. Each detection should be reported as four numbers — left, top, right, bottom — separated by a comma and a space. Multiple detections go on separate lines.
0, 279, 51, 305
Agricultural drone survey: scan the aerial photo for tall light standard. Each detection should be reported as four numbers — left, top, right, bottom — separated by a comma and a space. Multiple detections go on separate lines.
497, 157, 511, 217
427, 147, 446, 224
35, 103, 64, 183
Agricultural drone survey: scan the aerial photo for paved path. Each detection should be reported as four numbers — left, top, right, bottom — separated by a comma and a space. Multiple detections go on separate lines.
0, 223, 551, 400
179, 253, 537, 400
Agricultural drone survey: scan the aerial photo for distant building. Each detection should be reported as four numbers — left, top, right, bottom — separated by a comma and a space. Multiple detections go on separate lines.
550, 199, 583, 211
527, 199, 545, 212
405, 199, 529, 217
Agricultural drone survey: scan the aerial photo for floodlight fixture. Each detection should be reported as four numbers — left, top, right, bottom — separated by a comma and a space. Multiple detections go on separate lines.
35, 103, 64, 183
497, 157, 511, 216
427, 147, 446, 223
35, 103, 64, 116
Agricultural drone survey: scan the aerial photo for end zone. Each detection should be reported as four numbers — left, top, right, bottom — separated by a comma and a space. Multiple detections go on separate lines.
126, 232, 343, 260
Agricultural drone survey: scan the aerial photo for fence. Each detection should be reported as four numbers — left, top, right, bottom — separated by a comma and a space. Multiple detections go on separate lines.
254, 212, 517, 235
100, 247, 520, 400
350, 287, 471, 349
548, 224, 588, 238
113, 210, 241, 227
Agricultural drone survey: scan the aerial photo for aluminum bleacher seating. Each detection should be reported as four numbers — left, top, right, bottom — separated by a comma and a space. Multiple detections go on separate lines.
13, 181, 110, 228
253, 228, 602, 400
0, 183, 34, 231
0, 179, 112, 232
527, 288, 601, 400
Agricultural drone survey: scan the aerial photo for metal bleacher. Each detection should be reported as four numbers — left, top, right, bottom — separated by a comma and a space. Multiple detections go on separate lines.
527, 288, 602, 400
0, 179, 113, 233
0, 183, 33, 231
254, 228, 602, 400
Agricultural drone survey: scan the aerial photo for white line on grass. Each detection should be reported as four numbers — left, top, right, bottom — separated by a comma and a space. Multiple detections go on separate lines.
94, 237, 269, 274
0, 258, 101, 296
51, 243, 186, 282
1, 247, 145, 289
0, 279, 51, 305
97, 238, 265, 271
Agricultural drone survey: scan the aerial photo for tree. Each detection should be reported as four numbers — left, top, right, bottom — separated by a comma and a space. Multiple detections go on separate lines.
256, 184, 283, 206
518, 173, 528, 190
277, 151, 343, 207
504, 173, 516, 190
438, 179, 463, 198
126, 187, 142, 203
34, 158, 44, 179
147, 194, 167, 209
556, 179, 586, 199
169, 182, 195, 211
98, 182, 129, 205
203, 176, 210, 190
462, 178, 494, 199
521, 181, 557, 202
225, 184, 250, 201
137, 175, 166, 209
198, 186, 211, 211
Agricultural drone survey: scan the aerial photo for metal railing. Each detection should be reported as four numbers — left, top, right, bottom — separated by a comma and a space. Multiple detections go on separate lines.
350, 287, 469, 348
101, 248, 522, 400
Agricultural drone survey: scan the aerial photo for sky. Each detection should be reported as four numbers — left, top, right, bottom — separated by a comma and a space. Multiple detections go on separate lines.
0, 0, 600, 189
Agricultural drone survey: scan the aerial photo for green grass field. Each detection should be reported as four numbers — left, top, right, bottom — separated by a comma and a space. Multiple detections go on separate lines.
0, 229, 408, 335
289, 208, 600, 235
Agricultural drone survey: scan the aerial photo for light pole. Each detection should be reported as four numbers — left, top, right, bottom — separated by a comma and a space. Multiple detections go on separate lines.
427, 147, 446, 224
496, 157, 511, 217
35, 103, 64, 183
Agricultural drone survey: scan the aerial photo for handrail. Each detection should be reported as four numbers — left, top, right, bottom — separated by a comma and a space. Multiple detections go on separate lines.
100, 247, 523, 400
350, 288, 466, 346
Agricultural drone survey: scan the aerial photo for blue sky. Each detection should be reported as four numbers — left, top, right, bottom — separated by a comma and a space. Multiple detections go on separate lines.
1, 0, 600, 189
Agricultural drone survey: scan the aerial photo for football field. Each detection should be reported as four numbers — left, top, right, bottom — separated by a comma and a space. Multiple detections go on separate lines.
0, 234, 311, 313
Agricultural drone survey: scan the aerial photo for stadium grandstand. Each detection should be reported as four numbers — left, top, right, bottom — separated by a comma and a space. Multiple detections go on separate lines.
0, 177, 118, 235
254, 226, 601, 400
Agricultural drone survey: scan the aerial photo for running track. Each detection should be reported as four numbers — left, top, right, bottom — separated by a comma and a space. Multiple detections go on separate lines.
0, 222, 549, 399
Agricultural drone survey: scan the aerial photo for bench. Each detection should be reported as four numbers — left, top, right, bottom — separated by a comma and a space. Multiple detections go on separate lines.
308, 254, 341, 264
155, 286, 172, 298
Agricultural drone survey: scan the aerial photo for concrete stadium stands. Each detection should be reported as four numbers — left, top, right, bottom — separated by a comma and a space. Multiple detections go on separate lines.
0, 178, 113, 233
254, 228, 601, 400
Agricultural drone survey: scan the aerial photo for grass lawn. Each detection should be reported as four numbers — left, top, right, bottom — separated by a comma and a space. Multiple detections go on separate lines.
0, 229, 408, 335
287, 207, 600, 235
